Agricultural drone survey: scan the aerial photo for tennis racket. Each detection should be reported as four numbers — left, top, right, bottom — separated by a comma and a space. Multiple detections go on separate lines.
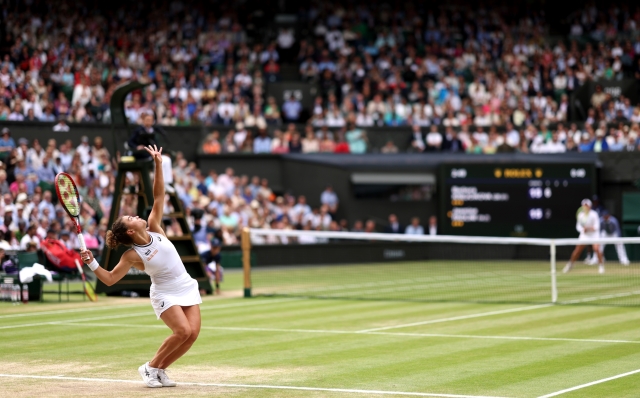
54, 172, 88, 254
75, 259, 97, 301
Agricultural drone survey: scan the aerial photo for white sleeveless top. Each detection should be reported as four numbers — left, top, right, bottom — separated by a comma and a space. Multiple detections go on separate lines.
131, 231, 187, 285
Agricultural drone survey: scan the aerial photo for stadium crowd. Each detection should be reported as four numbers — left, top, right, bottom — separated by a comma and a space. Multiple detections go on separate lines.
1, 1, 640, 155
1, 1, 640, 262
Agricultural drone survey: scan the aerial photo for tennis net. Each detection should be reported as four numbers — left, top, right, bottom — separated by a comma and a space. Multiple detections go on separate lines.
241, 229, 640, 306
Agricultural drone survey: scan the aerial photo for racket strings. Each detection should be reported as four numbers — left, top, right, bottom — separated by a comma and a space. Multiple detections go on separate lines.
56, 175, 81, 217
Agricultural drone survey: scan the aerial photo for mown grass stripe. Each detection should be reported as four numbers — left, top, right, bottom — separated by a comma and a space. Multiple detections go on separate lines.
51, 322, 640, 345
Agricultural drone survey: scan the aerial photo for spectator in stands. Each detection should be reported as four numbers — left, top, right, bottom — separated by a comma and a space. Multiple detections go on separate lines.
289, 133, 303, 153
351, 220, 364, 233
319, 130, 336, 152
253, 128, 272, 154
302, 127, 320, 153
334, 132, 351, 153
271, 130, 289, 154
345, 125, 367, 154
428, 216, 438, 236
586, 129, 610, 152
20, 222, 40, 250
410, 125, 426, 152
282, 95, 302, 123
384, 214, 403, 234
364, 220, 376, 233
425, 126, 443, 152
320, 186, 339, 214
202, 132, 222, 155
405, 217, 424, 235
0, 133, 13, 163
442, 127, 464, 152
53, 119, 70, 132
380, 140, 399, 154
264, 97, 282, 125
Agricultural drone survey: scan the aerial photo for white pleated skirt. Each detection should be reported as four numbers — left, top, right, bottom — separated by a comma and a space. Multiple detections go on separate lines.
150, 273, 202, 319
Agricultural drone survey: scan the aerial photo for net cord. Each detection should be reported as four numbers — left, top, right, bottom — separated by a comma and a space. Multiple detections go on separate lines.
249, 228, 640, 247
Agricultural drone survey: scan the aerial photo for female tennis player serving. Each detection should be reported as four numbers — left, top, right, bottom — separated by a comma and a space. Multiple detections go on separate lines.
80, 145, 201, 388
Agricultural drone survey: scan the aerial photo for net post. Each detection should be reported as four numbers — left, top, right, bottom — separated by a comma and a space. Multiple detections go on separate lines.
241, 227, 252, 298
550, 241, 557, 303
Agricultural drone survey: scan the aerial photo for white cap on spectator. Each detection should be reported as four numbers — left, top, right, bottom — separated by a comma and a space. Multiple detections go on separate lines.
629, 131, 638, 139
235, 122, 244, 131
581, 199, 592, 207
596, 129, 605, 137
16, 193, 27, 203
256, 119, 267, 130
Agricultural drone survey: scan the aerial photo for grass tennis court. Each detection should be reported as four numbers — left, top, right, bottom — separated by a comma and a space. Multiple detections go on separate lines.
251, 261, 640, 306
2, 268, 640, 397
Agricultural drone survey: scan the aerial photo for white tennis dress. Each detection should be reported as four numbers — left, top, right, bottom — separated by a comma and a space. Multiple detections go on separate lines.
577, 209, 600, 240
132, 231, 202, 319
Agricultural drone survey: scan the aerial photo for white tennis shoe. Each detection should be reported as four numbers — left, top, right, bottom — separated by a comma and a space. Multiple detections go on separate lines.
157, 369, 177, 387
598, 265, 605, 274
138, 362, 163, 388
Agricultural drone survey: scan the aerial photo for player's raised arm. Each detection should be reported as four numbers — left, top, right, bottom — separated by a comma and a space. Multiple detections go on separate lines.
81, 248, 138, 286
143, 145, 166, 235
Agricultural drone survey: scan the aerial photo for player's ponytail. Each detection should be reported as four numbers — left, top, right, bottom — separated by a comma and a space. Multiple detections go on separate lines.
105, 217, 134, 248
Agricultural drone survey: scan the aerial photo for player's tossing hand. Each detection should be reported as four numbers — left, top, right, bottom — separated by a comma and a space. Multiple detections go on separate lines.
80, 249, 95, 265
143, 144, 163, 163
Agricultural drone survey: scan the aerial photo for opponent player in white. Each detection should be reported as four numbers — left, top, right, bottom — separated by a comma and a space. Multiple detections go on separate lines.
80, 145, 202, 388
563, 199, 605, 274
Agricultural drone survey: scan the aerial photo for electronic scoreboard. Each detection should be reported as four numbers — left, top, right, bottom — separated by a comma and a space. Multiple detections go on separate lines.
439, 163, 596, 238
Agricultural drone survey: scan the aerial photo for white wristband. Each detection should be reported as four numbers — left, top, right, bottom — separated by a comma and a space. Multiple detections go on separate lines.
88, 259, 100, 272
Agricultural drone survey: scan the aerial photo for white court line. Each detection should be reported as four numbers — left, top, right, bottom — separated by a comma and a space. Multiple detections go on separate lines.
357, 304, 552, 333
0, 298, 296, 330
537, 368, 640, 397
559, 290, 640, 304
56, 322, 640, 345
0, 373, 508, 398
0, 297, 297, 320
0, 303, 149, 319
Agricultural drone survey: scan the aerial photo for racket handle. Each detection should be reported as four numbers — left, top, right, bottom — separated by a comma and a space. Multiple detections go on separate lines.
78, 233, 87, 252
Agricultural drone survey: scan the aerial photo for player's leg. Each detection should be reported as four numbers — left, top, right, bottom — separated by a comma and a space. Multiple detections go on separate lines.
157, 305, 201, 369
138, 306, 191, 387
564, 245, 585, 273
593, 244, 605, 274
149, 306, 193, 368
595, 232, 606, 264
